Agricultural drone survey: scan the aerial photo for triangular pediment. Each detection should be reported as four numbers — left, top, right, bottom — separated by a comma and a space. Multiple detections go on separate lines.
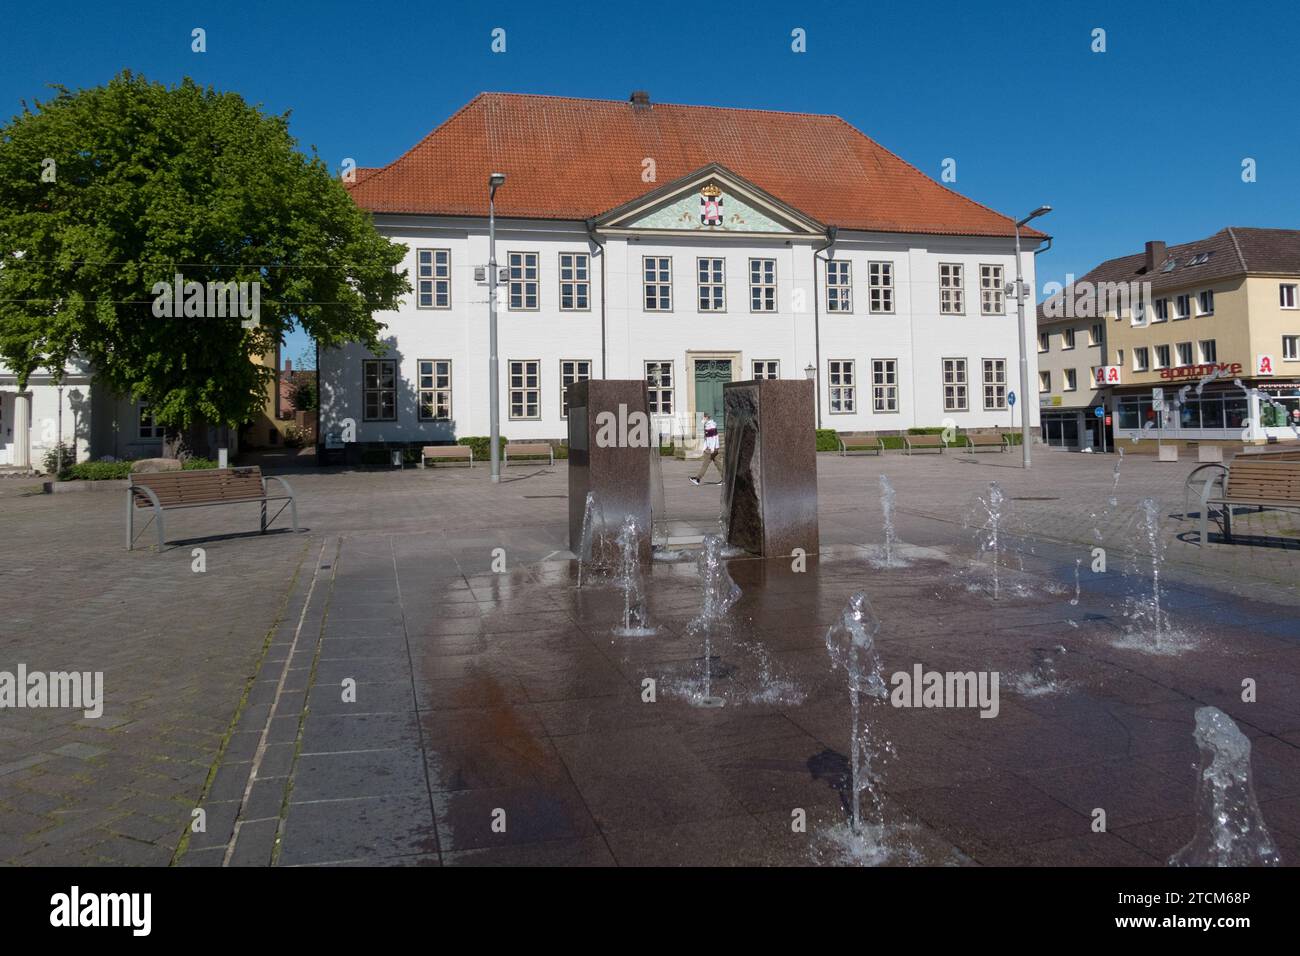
594, 164, 826, 238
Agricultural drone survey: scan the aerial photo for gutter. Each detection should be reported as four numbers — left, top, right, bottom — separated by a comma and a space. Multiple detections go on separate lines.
811, 226, 838, 429
586, 219, 607, 378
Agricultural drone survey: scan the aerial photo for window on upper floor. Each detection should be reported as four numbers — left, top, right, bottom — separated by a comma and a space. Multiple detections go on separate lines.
1176, 341, 1193, 366
869, 262, 894, 313
643, 257, 672, 311
508, 252, 539, 310
1281, 284, 1298, 309
697, 258, 725, 312
417, 249, 451, 309
1174, 294, 1191, 320
1283, 335, 1299, 360
1154, 298, 1169, 322
559, 253, 590, 311
1133, 347, 1149, 372
1089, 323, 1103, 346
826, 260, 852, 312
1199, 339, 1217, 364
750, 258, 776, 312
1038, 331, 1049, 353
1064, 369, 1077, 391
1197, 290, 1214, 316
980, 264, 1004, 315
1062, 328, 1075, 350
940, 263, 964, 315
1154, 345, 1170, 369
1039, 370, 1050, 393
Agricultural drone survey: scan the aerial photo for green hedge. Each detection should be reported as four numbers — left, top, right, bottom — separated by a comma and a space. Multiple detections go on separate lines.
815, 429, 840, 452
60, 456, 225, 480
457, 436, 508, 461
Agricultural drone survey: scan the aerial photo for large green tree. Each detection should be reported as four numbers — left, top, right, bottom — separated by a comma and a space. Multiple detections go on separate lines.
0, 70, 407, 454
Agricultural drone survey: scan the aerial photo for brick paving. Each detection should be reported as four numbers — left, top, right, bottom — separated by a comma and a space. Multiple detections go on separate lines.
1, 449, 1297, 866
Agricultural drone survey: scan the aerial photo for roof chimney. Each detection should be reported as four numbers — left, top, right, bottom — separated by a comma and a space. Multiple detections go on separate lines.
629, 90, 651, 110
1144, 240, 1166, 274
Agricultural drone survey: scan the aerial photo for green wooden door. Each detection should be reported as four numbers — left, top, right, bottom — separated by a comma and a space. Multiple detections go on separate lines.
694, 359, 732, 429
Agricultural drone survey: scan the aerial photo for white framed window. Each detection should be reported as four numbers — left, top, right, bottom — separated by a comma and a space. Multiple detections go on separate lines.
1281, 284, 1297, 309
559, 253, 590, 311
1039, 371, 1050, 393
1038, 331, 1049, 353
1174, 294, 1191, 320
643, 257, 672, 311
1089, 323, 1103, 346
1176, 341, 1193, 366
1197, 290, 1214, 316
1283, 335, 1299, 360
869, 261, 894, 313
1154, 298, 1169, 322
826, 260, 852, 312
1064, 369, 1077, 392
752, 360, 779, 380
363, 359, 397, 421
942, 358, 968, 412
138, 405, 165, 439
645, 361, 673, 414
982, 359, 1006, 410
980, 264, 1004, 315
1131, 300, 1148, 326
697, 257, 725, 312
828, 360, 856, 414
871, 359, 898, 412
940, 263, 964, 315
417, 249, 450, 309
749, 258, 776, 312
1154, 345, 1170, 369
560, 359, 591, 418
1062, 328, 1076, 350
508, 252, 539, 310
1133, 347, 1149, 372
1199, 339, 1217, 363
417, 360, 452, 421
508, 360, 540, 419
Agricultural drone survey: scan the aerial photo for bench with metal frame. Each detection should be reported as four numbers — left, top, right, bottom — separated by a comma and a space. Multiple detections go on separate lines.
126, 466, 297, 551
503, 442, 555, 467
421, 445, 474, 468
1191, 457, 1300, 544
904, 434, 947, 455
964, 433, 1009, 453
837, 432, 884, 456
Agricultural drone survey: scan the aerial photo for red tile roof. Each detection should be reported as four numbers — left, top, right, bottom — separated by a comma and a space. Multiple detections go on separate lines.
346, 93, 1044, 239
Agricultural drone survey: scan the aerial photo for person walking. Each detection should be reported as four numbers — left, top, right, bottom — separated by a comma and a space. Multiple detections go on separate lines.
689, 413, 722, 485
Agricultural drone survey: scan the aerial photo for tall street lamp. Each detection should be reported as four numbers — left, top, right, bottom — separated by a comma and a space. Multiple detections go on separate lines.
488, 172, 506, 482
1014, 205, 1051, 469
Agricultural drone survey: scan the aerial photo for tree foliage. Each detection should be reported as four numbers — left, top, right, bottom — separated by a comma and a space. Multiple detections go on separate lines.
0, 71, 407, 433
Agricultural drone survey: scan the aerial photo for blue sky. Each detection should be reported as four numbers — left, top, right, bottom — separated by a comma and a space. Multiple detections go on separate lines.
4, 0, 1297, 361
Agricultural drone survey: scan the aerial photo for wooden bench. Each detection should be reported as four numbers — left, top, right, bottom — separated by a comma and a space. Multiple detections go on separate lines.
420, 445, 473, 468
964, 433, 1008, 453
904, 434, 947, 455
126, 466, 297, 550
503, 442, 555, 467
837, 432, 884, 456
1195, 457, 1300, 544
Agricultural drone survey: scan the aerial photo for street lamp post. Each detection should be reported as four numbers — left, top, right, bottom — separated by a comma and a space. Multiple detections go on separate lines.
1014, 205, 1051, 469
488, 172, 506, 482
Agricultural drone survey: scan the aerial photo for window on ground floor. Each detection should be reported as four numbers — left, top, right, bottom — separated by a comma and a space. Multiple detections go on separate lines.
417, 360, 452, 421
982, 358, 1007, 410
872, 359, 898, 412
646, 361, 673, 414
508, 360, 540, 419
752, 360, 779, 380
828, 360, 856, 413
363, 359, 397, 421
560, 360, 591, 418
942, 358, 968, 411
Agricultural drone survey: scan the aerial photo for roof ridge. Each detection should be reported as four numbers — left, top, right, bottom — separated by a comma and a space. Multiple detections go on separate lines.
474, 90, 854, 122
1225, 226, 1248, 272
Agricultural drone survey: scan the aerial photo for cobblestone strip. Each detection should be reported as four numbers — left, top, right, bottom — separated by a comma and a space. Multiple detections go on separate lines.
172, 538, 327, 866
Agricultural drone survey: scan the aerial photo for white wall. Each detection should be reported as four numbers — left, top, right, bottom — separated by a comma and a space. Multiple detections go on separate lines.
320, 217, 1040, 443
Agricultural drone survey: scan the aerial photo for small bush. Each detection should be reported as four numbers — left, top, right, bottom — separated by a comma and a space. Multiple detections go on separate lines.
659, 442, 675, 457
815, 429, 840, 452
457, 435, 507, 461
42, 441, 77, 475
183, 457, 220, 470
63, 460, 133, 481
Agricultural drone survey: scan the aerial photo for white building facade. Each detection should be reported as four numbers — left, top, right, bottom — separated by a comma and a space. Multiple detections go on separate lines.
323, 94, 1044, 450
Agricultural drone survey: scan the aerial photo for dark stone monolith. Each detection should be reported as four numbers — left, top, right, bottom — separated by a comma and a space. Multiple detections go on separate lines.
721, 378, 819, 557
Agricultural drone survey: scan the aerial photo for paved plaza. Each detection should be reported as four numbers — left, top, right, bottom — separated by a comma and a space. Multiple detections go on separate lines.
1, 449, 1297, 866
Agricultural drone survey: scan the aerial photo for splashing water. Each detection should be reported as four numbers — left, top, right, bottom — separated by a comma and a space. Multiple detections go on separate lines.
1169, 707, 1281, 867
1013, 645, 1069, 697
977, 482, 1005, 599
824, 593, 889, 836
879, 475, 897, 567
577, 491, 608, 587
612, 515, 656, 637
1070, 558, 1081, 606
1115, 498, 1197, 654
1140, 498, 1166, 647
688, 534, 741, 706
1108, 448, 1124, 507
